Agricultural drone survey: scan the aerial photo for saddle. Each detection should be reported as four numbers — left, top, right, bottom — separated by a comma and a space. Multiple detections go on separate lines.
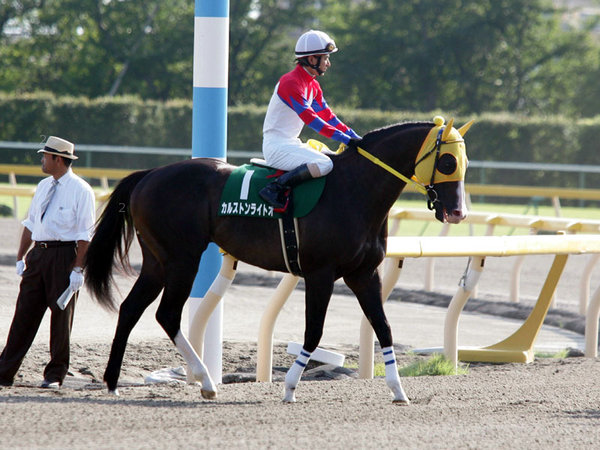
219, 160, 327, 276
219, 161, 326, 219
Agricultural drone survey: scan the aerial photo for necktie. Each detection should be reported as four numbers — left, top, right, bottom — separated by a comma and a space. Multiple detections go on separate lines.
40, 179, 58, 221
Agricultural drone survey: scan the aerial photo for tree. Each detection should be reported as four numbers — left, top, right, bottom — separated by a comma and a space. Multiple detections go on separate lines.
0, 0, 194, 99
1, 0, 600, 117
228, 0, 324, 105
321, 0, 598, 115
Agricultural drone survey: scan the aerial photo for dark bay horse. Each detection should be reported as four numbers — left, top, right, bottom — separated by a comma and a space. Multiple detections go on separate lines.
85, 117, 472, 403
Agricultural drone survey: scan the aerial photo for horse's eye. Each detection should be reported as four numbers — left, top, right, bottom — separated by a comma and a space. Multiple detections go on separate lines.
437, 153, 457, 175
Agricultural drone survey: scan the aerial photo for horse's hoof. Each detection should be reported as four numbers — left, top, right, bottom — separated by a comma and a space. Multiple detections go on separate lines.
107, 388, 120, 396
201, 389, 217, 400
392, 398, 410, 405
283, 388, 296, 403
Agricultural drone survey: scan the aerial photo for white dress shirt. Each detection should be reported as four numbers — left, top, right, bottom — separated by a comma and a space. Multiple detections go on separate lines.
22, 168, 95, 242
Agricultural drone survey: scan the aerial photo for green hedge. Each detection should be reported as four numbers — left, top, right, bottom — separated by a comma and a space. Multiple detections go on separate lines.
1, 92, 599, 190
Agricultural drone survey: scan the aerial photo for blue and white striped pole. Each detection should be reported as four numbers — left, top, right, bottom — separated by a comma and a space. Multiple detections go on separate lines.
189, 0, 229, 384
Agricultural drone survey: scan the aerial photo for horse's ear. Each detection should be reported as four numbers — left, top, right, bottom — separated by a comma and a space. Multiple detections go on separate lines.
441, 118, 454, 140
458, 119, 475, 137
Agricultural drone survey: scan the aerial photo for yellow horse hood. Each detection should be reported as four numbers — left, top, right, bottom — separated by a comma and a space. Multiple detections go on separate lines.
414, 116, 473, 185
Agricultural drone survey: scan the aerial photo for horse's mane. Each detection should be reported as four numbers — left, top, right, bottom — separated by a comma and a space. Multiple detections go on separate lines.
360, 121, 432, 147
330, 120, 433, 163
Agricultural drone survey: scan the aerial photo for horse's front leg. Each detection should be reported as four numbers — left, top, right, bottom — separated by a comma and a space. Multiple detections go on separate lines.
344, 268, 410, 405
284, 269, 335, 403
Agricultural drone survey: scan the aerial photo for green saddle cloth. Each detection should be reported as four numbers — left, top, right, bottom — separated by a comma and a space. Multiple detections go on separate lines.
219, 164, 326, 218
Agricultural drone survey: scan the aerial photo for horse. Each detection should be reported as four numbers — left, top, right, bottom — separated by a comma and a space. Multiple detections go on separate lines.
84, 116, 472, 403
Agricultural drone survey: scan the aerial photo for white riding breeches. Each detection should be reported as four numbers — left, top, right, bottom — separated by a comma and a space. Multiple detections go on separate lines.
262, 135, 333, 177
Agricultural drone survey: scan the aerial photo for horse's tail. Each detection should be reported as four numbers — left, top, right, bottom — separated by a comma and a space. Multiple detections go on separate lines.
84, 169, 152, 311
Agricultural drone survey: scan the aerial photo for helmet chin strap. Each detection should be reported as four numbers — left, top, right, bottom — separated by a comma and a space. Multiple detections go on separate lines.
308, 55, 324, 75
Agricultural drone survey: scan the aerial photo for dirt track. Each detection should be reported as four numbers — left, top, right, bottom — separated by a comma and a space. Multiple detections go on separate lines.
2, 343, 600, 449
1, 218, 600, 448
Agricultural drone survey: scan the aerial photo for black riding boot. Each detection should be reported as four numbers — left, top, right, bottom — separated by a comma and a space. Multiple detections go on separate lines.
259, 164, 314, 210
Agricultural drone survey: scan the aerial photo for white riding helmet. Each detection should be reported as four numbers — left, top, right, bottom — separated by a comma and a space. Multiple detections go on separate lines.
295, 30, 338, 58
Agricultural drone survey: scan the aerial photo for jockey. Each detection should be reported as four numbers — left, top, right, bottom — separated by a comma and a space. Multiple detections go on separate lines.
259, 29, 362, 210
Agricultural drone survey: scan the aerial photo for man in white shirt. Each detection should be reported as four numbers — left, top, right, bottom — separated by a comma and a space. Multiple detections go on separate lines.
0, 136, 95, 389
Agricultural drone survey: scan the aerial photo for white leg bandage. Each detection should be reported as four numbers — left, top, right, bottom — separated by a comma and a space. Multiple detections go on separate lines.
283, 348, 312, 402
174, 330, 216, 395
382, 346, 410, 404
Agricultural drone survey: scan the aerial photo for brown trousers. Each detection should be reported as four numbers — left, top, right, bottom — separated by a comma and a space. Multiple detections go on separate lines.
0, 244, 77, 385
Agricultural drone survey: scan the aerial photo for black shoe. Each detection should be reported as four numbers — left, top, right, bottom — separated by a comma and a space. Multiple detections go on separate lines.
0, 378, 13, 387
259, 183, 289, 210
259, 164, 315, 210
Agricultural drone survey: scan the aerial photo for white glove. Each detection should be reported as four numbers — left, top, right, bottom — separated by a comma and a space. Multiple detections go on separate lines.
69, 270, 84, 292
16, 260, 25, 276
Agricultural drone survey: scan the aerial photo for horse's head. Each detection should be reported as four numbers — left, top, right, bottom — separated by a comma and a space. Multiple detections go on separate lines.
413, 116, 473, 224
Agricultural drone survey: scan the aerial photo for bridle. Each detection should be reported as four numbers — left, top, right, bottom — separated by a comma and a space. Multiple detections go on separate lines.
356, 125, 464, 212
414, 127, 464, 210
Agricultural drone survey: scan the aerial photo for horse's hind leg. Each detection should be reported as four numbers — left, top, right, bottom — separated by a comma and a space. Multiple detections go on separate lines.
284, 269, 335, 403
155, 260, 217, 400
104, 253, 164, 394
344, 269, 410, 405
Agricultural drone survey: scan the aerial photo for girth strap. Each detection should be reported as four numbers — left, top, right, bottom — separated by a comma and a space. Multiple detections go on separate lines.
277, 199, 303, 277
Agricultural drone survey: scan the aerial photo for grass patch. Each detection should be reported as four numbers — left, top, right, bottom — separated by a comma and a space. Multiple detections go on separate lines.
346, 353, 469, 377
534, 348, 569, 359
373, 362, 385, 377
397, 353, 469, 377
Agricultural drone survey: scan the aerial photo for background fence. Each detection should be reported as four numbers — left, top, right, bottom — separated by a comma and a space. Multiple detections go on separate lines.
2, 140, 600, 208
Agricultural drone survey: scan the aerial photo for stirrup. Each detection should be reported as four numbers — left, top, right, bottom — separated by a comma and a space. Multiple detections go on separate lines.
273, 196, 290, 213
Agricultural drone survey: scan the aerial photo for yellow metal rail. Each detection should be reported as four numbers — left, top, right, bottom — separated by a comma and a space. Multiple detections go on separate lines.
362, 234, 600, 374
385, 234, 600, 258
0, 164, 132, 218
466, 183, 600, 201
248, 234, 600, 381
389, 207, 600, 315
0, 164, 133, 180
0, 186, 37, 197
2, 164, 600, 202
390, 207, 600, 234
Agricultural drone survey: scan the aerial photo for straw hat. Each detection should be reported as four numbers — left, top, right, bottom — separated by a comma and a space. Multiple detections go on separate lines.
38, 136, 78, 160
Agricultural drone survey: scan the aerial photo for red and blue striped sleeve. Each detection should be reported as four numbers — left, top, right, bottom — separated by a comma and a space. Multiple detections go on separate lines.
276, 76, 355, 144
311, 89, 361, 139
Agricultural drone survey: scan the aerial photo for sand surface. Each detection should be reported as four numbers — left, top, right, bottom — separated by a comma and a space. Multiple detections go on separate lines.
0, 218, 599, 448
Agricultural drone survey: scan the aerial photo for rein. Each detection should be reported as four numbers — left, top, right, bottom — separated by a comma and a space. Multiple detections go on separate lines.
356, 146, 428, 195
